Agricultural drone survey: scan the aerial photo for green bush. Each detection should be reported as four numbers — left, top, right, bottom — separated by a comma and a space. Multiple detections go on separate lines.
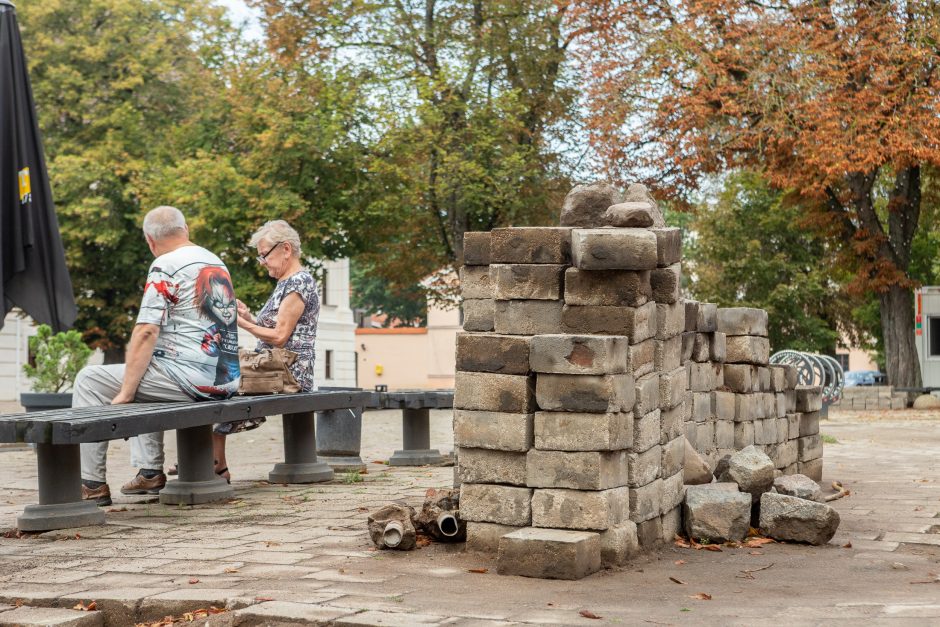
23, 325, 92, 393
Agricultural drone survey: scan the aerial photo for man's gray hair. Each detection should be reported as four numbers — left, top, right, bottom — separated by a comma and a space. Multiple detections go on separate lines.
249, 220, 302, 258
143, 206, 188, 240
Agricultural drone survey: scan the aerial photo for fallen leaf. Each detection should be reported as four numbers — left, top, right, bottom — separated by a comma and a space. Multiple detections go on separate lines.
223, 567, 240, 573
106, 507, 128, 513
674, 560, 686, 565
468, 568, 488, 574
690, 593, 712, 601
669, 576, 687, 585
743, 537, 774, 548
701, 544, 723, 552
72, 601, 97, 611
264, 541, 281, 547
674, 535, 691, 549
547, 602, 554, 606
255, 597, 275, 602
188, 578, 200, 584
749, 551, 763, 556
74, 534, 81, 540
843, 541, 853, 549
579, 609, 602, 619
13, 600, 23, 608
747, 527, 762, 537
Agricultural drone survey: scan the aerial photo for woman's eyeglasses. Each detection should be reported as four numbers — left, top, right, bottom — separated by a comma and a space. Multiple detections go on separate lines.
256, 241, 284, 264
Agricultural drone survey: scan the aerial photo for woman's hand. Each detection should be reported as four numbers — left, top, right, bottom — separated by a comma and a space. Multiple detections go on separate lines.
236, 299, 254, 322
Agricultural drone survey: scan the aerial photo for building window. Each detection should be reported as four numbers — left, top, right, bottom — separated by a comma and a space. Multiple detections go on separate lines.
325, 350, 333, 380
321, 269, 328, 306
836, 354, 849, 372
930, 317, 940, 357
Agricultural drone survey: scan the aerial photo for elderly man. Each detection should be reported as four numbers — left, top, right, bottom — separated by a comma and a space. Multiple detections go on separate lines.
79, 206, 241, 507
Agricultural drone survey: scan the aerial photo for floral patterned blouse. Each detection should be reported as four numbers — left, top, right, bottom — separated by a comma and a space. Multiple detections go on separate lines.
255, 270, 320, 392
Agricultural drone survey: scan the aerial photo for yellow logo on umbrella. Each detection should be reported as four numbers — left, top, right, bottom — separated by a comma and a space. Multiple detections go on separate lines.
18, 167, 31, 204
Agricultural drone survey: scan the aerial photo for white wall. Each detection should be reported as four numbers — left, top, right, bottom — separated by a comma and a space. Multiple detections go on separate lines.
0, 312, 37, 402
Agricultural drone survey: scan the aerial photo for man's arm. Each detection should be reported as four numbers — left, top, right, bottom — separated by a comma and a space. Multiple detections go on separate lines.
112, 323, 161, 405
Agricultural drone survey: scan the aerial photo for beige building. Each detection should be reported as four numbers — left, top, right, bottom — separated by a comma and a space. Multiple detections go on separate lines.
356, 304, 459, 390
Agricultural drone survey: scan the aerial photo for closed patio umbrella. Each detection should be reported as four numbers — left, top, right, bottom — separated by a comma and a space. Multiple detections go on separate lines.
0, 0, 77, 332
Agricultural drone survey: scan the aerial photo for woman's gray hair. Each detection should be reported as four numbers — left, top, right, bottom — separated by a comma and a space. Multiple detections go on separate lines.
249, 220, 302, 258
143, 206, 187, 240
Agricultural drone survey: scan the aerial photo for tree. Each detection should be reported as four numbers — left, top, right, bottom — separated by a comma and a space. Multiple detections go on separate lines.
350, 260, 428, 327
573, 1, 940, 387
18, 0, 235, 360
252, 0, 583, 299
687, 171, 857, 354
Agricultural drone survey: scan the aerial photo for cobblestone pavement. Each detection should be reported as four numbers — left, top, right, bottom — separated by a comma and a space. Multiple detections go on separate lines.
0, 408, 939, 626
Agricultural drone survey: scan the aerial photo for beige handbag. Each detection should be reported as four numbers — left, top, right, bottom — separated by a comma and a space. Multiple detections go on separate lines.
238, 348, 302, 395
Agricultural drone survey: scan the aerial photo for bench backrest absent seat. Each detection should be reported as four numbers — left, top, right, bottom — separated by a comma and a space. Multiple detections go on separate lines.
0, 389, 453, 533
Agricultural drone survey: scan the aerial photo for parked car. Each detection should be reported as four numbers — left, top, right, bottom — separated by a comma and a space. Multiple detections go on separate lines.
844, 370, 886, 387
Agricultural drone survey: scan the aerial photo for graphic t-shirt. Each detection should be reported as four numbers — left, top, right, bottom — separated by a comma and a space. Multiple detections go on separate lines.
136, 245, 241, 400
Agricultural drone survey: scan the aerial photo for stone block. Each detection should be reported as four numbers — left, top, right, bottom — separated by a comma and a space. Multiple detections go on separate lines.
534, 411, 633, 451
636, 516, 664, 547
457, 448, 527, 486
454, 410, 533, 452
689, 362, 719, 393
692, 392, 713, 423
772, 440, 798, 468
786, 413, 801, 440
684, 301, 700, 332
0, 607, 101, 627
773, 473, 822, 503
494, 299, 564, 335
599, 521, 639, 566
800, 411, 820, 436
631, 339, 656, 378
604, 201, 657, 227
796, 386, 823, 412
526, 450, 629, 490
627, 445, 661, 487
650, 227, 682, 266
650, 263, 681, 304
695, 422, 715, 452
660, 404, 684, 444
656, 302, 685, 340
710, 332, 726, 362
715, 420, 734, 449
633, 409, 661, 453
459, 265, 494, 299
634, 372, 660, 416
798, 434, 823, 461
690, 333, 711, 362
782, 364, 799, 388
629, 478, 664, 523
466, 521, 521, 552
714, 391, 735, 420
536, 373, 635, 413
660, 507, 683, 542
660, 366, 687, 410
785, 390, 797, 412
456, 333, 531, 375
563, 267, 651, 307
769, 365, 787, 392
725, 335, 771, 364
462, 231, 491, 265
571, 228, 658, 271
683, 484, 751, 543
455, 371, 534, 413
460, 483, 532, 526
497, 527, 601, 580
463, 298, 495, 332
798, 458, 823, 482
752, 419, 765, 445
661, 471, 685, 513
655, 336, 682, 373
734, 393, 759, 422
680, 331, 695, 362
697, 303, 718, 332
661, 436, 684, 478
734, 421, 755, 449
775, 393, 787, 418
490, 227, 572, 264
723, 364, 755, 393
758, 493, 840, 545
560, 182, 623, 228
531, 487, 630, 531
529, 334, 631, 375
561, 301, 656, 342
491, 264, 565, 301
717, 307, 769, 336
717, 445, 775, 502
776, 417, 790, 443
757, 366, 772, 392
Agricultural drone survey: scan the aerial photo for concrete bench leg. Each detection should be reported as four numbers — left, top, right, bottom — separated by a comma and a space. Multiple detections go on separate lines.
316, 408, 366, 472
388, 408, 444, 466
270, 411, 334, 483
17, 444, 105, 532
160, 425, 234, 505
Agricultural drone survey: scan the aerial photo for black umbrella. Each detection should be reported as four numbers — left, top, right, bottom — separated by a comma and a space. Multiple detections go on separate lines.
0, 0, 77, 332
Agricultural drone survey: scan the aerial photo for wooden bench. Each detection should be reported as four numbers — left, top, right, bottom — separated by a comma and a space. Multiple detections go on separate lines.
0, 389, 453, 532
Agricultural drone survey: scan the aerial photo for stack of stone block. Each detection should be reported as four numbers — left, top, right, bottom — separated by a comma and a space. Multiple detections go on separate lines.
837, 385, 907, 410
680, 301, 726, 468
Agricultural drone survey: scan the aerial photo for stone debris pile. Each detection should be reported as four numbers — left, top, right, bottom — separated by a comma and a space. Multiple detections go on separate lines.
454, 182, 831, 580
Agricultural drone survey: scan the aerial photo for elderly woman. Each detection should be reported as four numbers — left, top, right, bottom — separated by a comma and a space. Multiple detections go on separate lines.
212, 220, 321, 480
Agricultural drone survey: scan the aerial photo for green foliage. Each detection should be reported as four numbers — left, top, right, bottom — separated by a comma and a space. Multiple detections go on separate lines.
341, 470, 363, 484
687, 172, 856, 354
350, 260, 427, 327
23, 325, 92, 393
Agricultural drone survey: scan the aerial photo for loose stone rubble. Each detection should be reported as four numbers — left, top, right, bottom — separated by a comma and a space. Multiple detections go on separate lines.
455, 181, 830, 579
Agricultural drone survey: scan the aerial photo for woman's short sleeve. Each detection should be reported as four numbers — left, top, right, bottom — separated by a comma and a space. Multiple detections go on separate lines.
282, 273, 318, 306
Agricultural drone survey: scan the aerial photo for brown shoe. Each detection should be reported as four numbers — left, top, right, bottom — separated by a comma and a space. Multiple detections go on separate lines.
81, 482, 112, 507
120, 472, 167, 495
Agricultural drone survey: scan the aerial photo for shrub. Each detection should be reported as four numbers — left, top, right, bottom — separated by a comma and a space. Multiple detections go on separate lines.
23, 325, 92, 393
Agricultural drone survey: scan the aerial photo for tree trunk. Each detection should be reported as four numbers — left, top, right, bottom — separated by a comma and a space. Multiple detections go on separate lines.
878, 284, 922, 388
103, 346, 124, 365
